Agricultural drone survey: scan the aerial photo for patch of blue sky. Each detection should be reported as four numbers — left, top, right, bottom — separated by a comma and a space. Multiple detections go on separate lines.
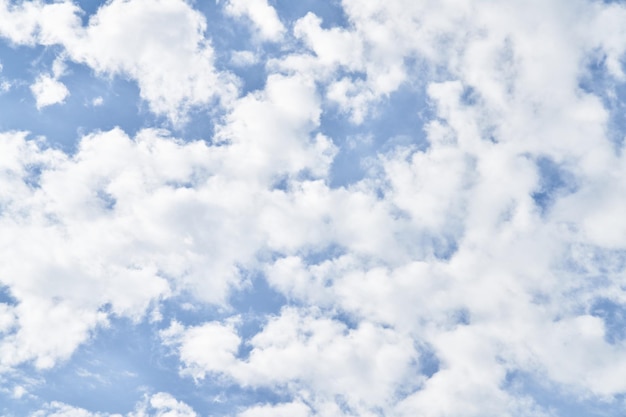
578, 51, 626, 148
29, 317, 207, 415
590, 298, 626, 344
230, 272, 287, 318
274, 0, 349, 29
386, 353, 435, 405
0, 388, 37, 417
416, 344, 441, 379
24, 310, 292, 416
0, 272, 290, 416
168, 104, 221, 146
430, 234, 460, 260
0, 46, 148, 152
74, 0, 105, 23
504, 370, 626, 417
323, 82, 431, 187
156, 273, 287, 362
0, 285, 17, 305
190, 1, 351, 97
228, 58, 267, 95
230, 276, 291, 362
298, 242, 346, 265
197, 2, 255, 57
0, 26, 222, 152
531, 156, 578, 215
194, 2, 348, 97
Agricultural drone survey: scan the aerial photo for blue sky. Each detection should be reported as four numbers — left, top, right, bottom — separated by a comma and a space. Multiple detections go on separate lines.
2, 0, 626, 416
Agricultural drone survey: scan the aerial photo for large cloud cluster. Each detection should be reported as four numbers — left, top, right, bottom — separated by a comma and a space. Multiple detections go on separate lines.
0, 0, 238, 122
1, 0, 626, 416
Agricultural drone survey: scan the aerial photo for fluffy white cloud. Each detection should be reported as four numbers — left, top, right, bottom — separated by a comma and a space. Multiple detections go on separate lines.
0, 0, 238, 123
32, 393, 195, 417
30, 74, 69, 109
0, 0, 80, 46
0, 68, 338, 371
160, 319, 241, 381
224, 0, 285, 42
66, 0, 238, 122
129, 393, 198, 417
163, 307, 419, 415
3, 0, 626, 416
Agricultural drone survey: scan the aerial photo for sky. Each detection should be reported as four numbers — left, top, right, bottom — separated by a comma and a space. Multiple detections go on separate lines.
1, 0, 626, 416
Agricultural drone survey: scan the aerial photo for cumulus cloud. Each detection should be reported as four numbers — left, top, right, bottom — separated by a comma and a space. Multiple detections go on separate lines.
0, 0, 81, 46
0, 0, 238, 123
162, 307, 419, 415
224, 0, 285, 42
32, 393, 196, 417
67, 0, 238, 122
130, 392, 198, 417
0, 69, 337, 371
3, 0, 626, 416
30, 74, 69, 109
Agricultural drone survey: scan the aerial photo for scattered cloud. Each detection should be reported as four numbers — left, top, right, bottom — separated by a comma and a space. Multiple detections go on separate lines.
2, 0, 626, 416
230, 50, 259, 67
224, 0, 285, 42
30, 74, 69, 109
32, 393, 195, 417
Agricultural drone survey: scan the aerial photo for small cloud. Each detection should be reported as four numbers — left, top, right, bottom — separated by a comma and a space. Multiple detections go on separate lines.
1, 80, 11, 93
224, 0, 285, 42
181, 302, 197, 311
92, 96, 104, 106
12, 385, 27, 399
52, 58, 67, 78
230, 50, 259, 67
30, 74, 69, 109
149, 306, 163, 322
0, 64, 12, 93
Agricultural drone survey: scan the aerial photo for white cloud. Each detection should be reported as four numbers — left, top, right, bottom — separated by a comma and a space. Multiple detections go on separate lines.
67, 0, 238, 123
32, 393, 195, 417
11, 385, 26, 399
224, 0, 285, 42
1, 0, 238, 123
30, 74, 69, 109
130, 393, 198, 417
164, 307, 419, 415
160, 320, 241, 381
237, 402, 311, 417
0, 61, 10, 93
4, 0, 626, 416
230, 50, 259, 67
0, 0, 81, 46
0, 69, 336, 370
